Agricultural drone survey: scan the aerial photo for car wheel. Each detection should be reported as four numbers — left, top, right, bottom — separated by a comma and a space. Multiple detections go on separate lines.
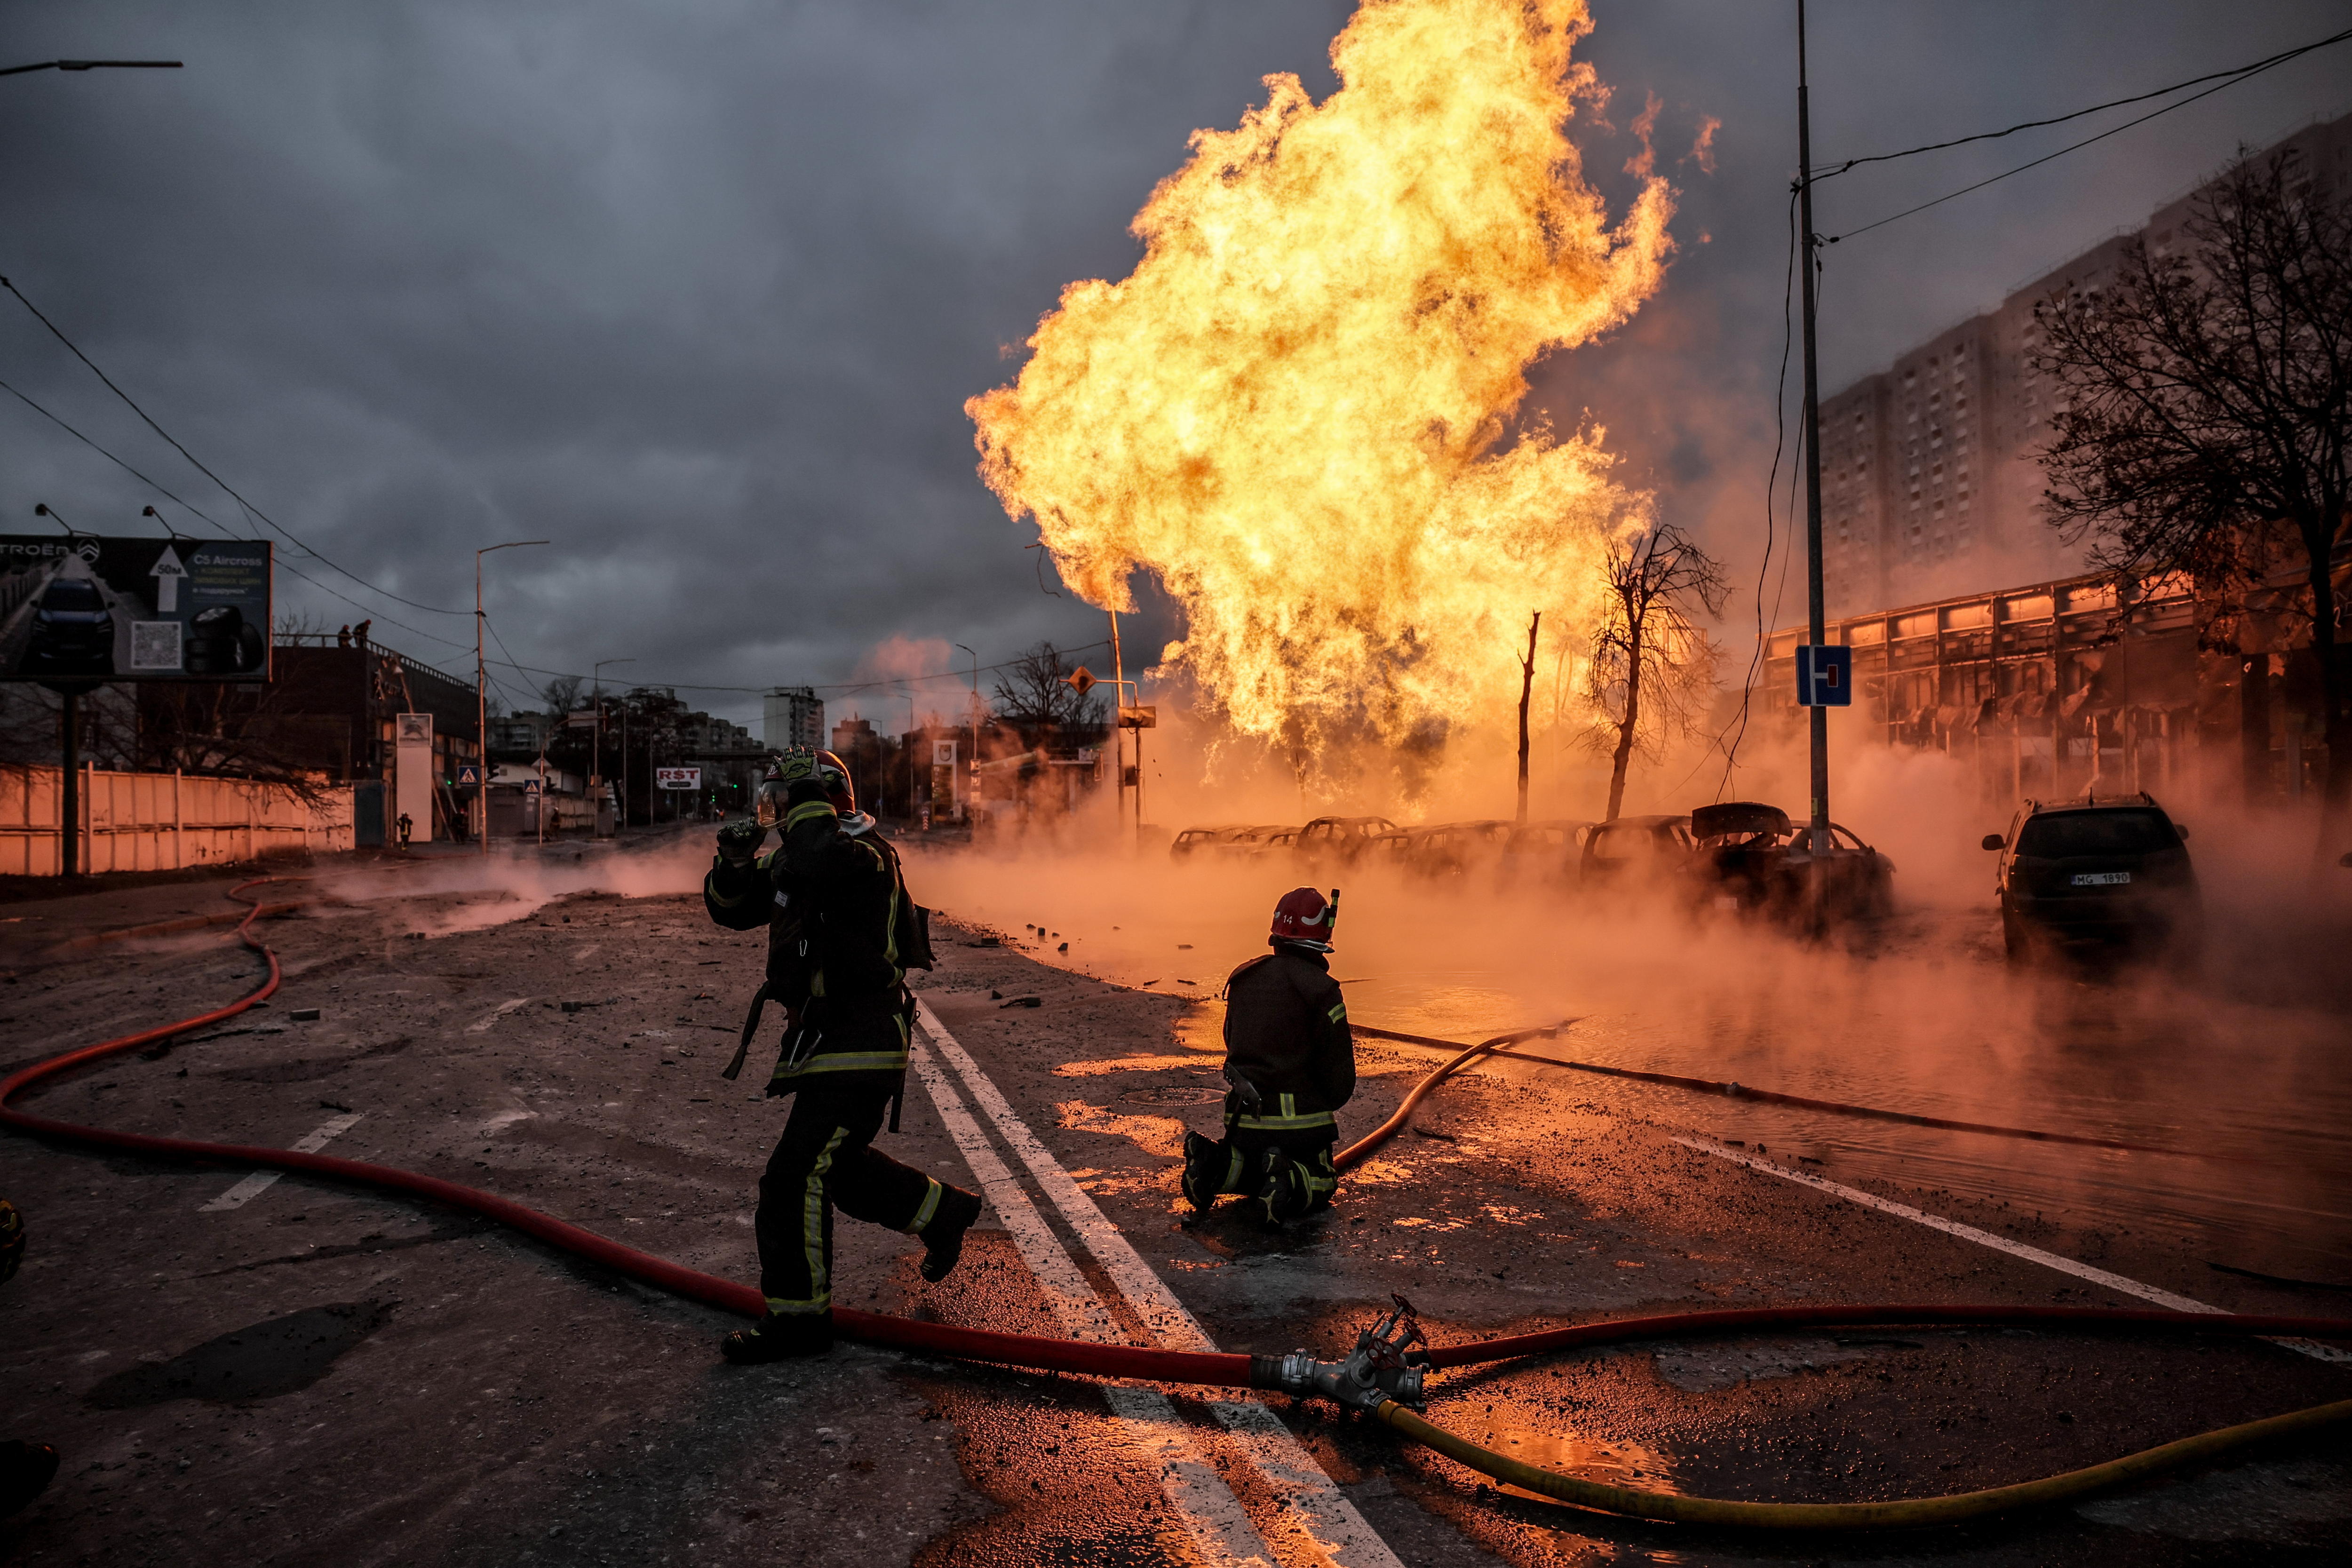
2001, 908, 2027, 963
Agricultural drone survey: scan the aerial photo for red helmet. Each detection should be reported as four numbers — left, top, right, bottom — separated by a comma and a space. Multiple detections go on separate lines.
1270, 887, 1339, 950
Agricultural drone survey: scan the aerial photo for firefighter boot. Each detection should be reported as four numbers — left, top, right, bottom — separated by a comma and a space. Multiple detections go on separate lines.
720, 1311, 834, 1364
1180, 1131, 1232, 1215
919, 1186, 984, 1283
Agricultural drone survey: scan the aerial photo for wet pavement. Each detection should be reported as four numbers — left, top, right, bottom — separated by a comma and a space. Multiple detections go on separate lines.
2, 840, 2349, 1564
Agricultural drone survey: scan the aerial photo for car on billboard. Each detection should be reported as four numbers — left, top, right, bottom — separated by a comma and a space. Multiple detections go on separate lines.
1, 535, 270, 684
24, 576, 115, 677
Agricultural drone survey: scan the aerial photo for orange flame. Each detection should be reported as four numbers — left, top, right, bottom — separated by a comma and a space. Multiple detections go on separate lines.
968, 0, 1672, 749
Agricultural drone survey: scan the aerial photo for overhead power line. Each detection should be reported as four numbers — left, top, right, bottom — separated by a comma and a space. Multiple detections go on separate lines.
0, 274, 472, 617
0, 370, 479, 653
1822, 24, 2352, 241
1812, 26, 2352, 182
2, 359, 1117, 708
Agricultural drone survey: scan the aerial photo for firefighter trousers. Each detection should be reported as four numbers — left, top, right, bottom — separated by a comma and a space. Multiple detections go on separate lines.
756, 1082, 943, 1318
1187, 1125, 1339, 1224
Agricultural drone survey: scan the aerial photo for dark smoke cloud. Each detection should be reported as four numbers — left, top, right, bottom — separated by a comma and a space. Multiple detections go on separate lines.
0, 0, 2339, 728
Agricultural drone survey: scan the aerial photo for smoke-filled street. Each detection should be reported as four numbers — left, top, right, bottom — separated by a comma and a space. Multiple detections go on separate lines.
4, 836, 2349, 1565
8, 0, 2352, 1561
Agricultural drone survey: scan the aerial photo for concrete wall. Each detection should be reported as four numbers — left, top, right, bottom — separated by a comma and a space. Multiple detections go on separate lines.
0, 765, 354, 876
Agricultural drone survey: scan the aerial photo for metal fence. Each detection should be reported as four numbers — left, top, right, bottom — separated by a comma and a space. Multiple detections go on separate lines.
0, 765, 353, 876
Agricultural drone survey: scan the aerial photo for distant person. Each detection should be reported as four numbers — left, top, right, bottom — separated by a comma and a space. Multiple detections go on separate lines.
0, 1198, 60, 1518
701, 748, 982, 1362
1182, 887, 1356, 1226
396, 812, 413, 850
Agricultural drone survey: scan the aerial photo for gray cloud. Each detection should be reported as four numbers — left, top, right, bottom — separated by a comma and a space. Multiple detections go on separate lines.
1, 0, 2342, 727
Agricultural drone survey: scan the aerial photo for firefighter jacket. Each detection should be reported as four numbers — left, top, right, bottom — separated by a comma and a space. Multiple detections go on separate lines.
1220, 945, 1354, 1135
702, 787, 915, 1094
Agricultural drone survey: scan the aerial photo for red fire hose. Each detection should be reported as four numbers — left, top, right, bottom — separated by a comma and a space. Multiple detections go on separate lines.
7, 879, 2350, 1529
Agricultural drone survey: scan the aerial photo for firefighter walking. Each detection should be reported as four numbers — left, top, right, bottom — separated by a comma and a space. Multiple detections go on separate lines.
703, 748, 982, 1362
1182, 887, 1357, 1226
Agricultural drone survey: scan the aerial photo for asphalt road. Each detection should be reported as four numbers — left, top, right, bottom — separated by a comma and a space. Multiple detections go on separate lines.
2, 848, 2349, 1566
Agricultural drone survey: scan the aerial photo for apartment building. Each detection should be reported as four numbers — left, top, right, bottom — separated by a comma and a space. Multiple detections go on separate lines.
1820, 108, 2348, 617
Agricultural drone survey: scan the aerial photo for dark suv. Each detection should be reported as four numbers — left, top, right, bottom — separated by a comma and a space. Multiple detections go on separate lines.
1983, 794, 2199, 959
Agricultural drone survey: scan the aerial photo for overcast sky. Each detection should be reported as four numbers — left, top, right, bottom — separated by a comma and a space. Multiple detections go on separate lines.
2, 0, 2343, 731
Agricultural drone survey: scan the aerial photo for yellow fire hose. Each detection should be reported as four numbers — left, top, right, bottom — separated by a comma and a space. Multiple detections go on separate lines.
1377, 1396, 2352, 1528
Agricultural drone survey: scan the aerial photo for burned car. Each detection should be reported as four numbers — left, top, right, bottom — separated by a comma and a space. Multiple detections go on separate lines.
1296, 815, 1398, 868
1577, 813, 1696, 891
1688, 801, 1894, 920
1984, 793, 2198, 958
1400, 820, 1514, 880
1499, 819, 1595, 888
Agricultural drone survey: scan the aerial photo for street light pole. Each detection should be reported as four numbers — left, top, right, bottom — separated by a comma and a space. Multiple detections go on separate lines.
1796, 0, 1830, 860
955, 643, 977, 825
477, 540, 547, 858
594, 657, 635, 836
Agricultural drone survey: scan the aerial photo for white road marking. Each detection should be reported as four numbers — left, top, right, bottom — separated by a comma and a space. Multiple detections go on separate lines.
1673, 1136, 2352, 1364
917, 1000, 1405, 1568
466, 997, 535, 1034
198, 1112, 365, 1211
910, 1042, 1277, 1567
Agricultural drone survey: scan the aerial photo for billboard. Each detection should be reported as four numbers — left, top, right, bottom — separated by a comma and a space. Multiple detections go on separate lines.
0, 534, 273, 683
655, 766, 702, 791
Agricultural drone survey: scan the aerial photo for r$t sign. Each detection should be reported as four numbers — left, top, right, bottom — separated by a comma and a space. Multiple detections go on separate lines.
1795, 644, 1851, 708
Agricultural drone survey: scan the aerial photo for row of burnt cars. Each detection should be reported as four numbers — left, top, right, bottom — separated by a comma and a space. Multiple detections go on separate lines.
1170, 803, 1896, 920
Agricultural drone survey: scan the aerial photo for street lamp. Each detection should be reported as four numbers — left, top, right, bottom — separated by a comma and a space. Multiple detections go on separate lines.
477, 540, 548, 858
595, 657, 636, 837
955, 643, 978, 825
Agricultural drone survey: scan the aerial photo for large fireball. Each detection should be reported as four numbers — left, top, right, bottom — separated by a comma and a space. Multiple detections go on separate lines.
967, 0, 1673, 747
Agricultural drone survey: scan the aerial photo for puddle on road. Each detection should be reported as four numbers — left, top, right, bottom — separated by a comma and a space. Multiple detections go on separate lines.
86, 1300, 393, 1407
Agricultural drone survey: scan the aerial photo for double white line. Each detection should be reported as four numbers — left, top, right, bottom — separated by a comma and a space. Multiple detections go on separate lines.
911, 999, 1401, 1568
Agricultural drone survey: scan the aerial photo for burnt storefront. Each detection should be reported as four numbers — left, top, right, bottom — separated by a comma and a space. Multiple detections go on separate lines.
1761, 559, 2345, 810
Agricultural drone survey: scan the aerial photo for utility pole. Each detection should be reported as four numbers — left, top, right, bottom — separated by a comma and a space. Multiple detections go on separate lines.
594, 657, 635, 837
1796, 0, 1831, 858
956, 643, 978, 825
477, 539, 547, 857
1108, 610, 1128, 844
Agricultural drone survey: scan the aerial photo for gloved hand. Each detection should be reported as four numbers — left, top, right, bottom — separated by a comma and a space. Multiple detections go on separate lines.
716, 819, 767, 867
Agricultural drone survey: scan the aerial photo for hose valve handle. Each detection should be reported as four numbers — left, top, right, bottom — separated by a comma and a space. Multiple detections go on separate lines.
1251, 1292, 1431, 1410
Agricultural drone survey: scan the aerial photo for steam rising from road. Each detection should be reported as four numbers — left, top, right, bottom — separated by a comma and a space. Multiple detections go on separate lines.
968, 0, 1672, 751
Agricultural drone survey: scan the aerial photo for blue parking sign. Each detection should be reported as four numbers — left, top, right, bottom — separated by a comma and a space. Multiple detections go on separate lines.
1795, 644, 1852, 707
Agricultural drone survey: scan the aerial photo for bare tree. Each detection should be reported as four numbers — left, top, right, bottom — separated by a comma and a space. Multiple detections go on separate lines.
1514, 612, 1540, 824
541, 674, 584, 716
2034, 146, 2351, 839
991, 641, 1105, 739
1584, 524, 1727, 820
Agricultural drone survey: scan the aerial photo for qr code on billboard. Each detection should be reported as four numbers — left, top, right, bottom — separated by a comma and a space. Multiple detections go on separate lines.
131, 621, 183, 672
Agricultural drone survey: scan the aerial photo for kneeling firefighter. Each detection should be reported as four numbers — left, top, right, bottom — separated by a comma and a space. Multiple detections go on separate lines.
702, 748, 983, 1362
1182, 887, 1355, 1225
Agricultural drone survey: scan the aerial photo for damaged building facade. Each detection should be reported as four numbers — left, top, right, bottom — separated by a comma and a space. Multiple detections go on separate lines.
1762, 551, 2346, 810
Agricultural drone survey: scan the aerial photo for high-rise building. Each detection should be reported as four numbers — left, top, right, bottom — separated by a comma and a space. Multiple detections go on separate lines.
1820, 108, 2348, 617
762, 686, 824, 752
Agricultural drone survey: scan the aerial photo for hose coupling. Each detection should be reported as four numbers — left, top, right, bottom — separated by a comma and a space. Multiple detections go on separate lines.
1251, 1293, 1430, 1410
